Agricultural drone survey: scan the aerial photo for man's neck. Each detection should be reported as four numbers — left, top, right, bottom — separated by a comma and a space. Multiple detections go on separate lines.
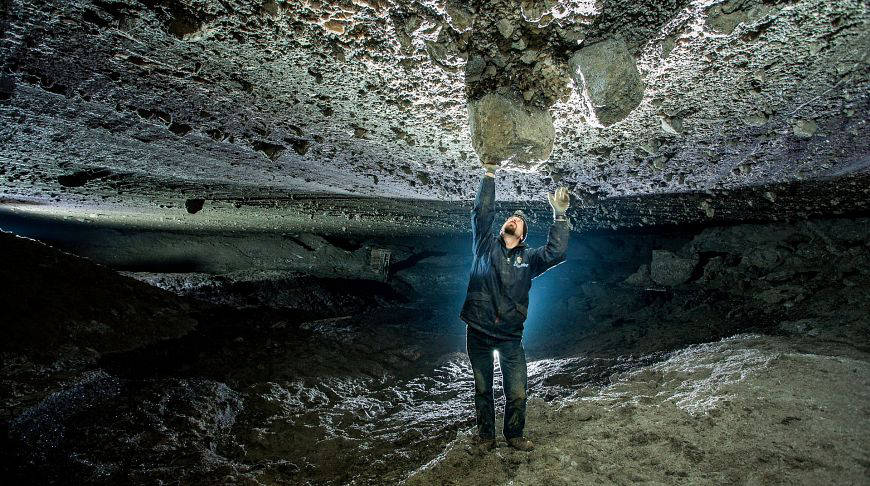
502, 235, 521, 249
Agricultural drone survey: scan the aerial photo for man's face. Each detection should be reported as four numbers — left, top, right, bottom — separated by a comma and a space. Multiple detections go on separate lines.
500, 216, 525, 240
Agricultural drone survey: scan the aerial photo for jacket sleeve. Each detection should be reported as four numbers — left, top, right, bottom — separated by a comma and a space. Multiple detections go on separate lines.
527, 219, 570, 278
471, 175, 495, 256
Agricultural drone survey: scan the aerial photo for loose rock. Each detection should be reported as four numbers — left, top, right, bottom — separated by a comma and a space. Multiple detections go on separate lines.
650, 250, 698, 286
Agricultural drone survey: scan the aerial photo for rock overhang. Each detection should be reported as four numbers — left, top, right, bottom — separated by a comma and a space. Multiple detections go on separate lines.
0, 0, 866, 232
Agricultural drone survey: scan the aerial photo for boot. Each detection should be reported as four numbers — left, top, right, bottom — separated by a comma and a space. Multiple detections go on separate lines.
471, 435, 496, 454
507, 436, 534, 451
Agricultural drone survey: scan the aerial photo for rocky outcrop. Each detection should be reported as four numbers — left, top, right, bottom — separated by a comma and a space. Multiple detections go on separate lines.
0, 231, 196, 358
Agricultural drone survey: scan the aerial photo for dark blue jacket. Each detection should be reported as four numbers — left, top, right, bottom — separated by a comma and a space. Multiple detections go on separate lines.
460, 175, 570, 340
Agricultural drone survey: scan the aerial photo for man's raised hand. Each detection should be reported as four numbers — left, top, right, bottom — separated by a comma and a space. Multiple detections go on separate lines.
547, 186, 570, 219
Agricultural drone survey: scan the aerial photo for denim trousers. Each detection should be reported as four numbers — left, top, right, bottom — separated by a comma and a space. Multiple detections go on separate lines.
466, 325, 528, 440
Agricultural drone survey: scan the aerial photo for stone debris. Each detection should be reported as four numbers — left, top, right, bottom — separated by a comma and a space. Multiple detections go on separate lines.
649, 249, 698, 286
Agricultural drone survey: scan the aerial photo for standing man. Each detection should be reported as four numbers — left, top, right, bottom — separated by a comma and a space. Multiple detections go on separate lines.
460, 161, 571, 453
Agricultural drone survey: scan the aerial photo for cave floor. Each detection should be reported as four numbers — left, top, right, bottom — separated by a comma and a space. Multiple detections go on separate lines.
4, 298, 868, 485
408, 333, 870, 485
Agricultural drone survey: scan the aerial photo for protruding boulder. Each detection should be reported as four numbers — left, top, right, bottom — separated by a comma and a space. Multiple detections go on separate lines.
570, 37, 645, 126
497, 18, 515, 39
624, 263, 653, 286
650, 250, 698, 286
467, 93, 555, 166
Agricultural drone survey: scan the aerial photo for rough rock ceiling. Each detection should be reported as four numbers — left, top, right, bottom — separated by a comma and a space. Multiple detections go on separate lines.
0, 0, 867, 232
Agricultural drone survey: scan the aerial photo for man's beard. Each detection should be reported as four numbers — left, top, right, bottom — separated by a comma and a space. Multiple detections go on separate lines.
504, 223, 517, 236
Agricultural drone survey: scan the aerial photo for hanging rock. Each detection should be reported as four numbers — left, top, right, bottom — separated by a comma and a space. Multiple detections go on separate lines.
467, 93, 555, 166
569, 37, 645, 126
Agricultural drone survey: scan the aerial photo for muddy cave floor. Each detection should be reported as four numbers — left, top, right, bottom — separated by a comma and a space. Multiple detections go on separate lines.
2, 220, 870, 485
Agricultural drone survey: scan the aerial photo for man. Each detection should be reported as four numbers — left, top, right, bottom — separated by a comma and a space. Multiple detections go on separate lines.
460, 161, 570, 453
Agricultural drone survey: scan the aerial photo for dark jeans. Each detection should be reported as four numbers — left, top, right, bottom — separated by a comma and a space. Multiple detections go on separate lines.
466, 325, 528, 440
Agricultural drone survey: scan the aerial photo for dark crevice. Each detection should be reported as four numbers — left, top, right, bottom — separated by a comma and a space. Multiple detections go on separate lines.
390, 250, 447, 276
284, 235, 316, 251
0, 74, 14, 100
285, 137, 310, 156
168, 122, 192, 136
112, 257, 206, 273
686, 251, 735, 282
741, 19, 774, 42
185, 198, 205, 214
320, 235, 364, 252
96, 279, 407, 381
251, 141, 285, 161
57, 168, 113, 187
138, 0, 208, 39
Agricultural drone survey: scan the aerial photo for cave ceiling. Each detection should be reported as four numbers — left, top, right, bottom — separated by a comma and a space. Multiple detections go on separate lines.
0, 0, 867, 233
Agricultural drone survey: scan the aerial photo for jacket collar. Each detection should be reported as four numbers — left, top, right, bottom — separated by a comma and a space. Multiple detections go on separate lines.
499, 234, 527, 250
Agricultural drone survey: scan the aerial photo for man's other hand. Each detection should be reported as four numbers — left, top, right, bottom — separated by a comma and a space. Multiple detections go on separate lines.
483, 162, 499, 177
482, 157, 500, 177
547, 186, 570, 218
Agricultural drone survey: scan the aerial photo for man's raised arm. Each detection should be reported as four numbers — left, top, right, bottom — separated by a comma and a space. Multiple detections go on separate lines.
528, 187, 571, 278
471, 163, 499, 255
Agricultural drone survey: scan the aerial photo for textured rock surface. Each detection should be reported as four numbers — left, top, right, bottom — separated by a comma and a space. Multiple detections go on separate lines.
468, 93, 555, 166
0, 0, 867, 232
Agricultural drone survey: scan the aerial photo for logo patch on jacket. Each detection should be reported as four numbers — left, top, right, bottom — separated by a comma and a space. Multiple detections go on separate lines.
513, 255, 529, 268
